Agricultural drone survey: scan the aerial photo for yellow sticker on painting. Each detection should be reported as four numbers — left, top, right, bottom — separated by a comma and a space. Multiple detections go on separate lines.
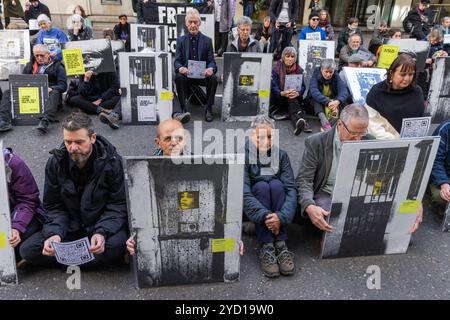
258, 89, 269, 98
18, 87, 40, 114
19, 59, 29, 65
212, 238, 235, 253
373, 180, 382, 195
62, 48, 85, 76
0, 232, 6, 249
160, 91, 174, 100
399, 200, 421, 214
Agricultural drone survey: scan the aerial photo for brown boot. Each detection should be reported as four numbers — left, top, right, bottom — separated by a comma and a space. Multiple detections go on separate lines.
259, 243, 280, 278
275, 241, 295, 276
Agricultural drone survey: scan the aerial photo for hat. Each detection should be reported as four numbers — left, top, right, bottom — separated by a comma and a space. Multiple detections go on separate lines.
348, 54, 365, 64
420, 0, 430, 3
309, 11, 320, 20
37, 14, 51, 24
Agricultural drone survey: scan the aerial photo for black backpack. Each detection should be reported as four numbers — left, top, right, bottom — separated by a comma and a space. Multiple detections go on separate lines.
403, 14, 414, 33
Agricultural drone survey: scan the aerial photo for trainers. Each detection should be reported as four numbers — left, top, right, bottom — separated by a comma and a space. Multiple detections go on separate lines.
172, 112, 191, 124
293, 118, 306, 136
275, 241, 295, 276
205, 109, 214, 122
0, 119, 12, 132
242, 221, 256, 236
36, 118, 49, 134
259, 243, 280, 278
303, 121, 313, 133
16, 259, 28, 269
99, 111, 120, 130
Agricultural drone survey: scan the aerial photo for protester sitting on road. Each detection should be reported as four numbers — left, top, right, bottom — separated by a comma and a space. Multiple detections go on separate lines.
254, 16, 272, 53
339, 54, 364, 84
113, 14, 131, 52
36, 14, 68, 61
67, 14, 93, 41
308, 59, 349, 131
2, 0, 26, 30
66, 70, 121, 118
296, 103, 423, 233
174, 8, 218, 123
243, 115, 297, 278
339, 33, 377, 69
429, 119, 450, 213
366, 54, 424, 133
368, 21, 389, 55
72, 5, 92, 28
318, 9, 334, 40
298, 11, 327, 41
24, 0, 51, 36
19, 112, 128, 268
227, 16, 261, 53
270, 47, 310, 136
0, 44, 67, 134
435, 16, 450, 52
3, 147, 46, 261
337, 17, 363, 54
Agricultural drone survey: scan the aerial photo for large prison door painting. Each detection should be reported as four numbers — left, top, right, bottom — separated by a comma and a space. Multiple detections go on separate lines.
338, 147, 408, 257
230, 58, 261, 117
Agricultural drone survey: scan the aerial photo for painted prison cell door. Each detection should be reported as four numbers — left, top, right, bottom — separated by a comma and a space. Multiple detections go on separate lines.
230, 57, 261, 117
337, 147, 409, 257
158, 179, 219, 285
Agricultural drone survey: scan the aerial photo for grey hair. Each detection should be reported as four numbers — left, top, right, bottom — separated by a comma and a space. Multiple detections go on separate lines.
237, 16, 252, 29
281, 47, 297, 61
250, 115, 275, 130
340, 103, 369, 125
320, 58, 336, 71
442, 16, 450, 22
348, 33, 362, 44
33, 44, 50, 54
185, 8, 201, 23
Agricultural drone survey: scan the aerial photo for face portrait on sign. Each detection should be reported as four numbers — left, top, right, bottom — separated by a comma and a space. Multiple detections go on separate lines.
178, 191, 199, 210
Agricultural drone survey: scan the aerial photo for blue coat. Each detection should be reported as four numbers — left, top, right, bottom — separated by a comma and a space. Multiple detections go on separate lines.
431, 120, 450, 187
271, 61, 305, 98
298, 25, 327, 40
308, 67, 349, 105
37, 27, 69, 61
243, 142, 297, 225
174, 32, 217, 74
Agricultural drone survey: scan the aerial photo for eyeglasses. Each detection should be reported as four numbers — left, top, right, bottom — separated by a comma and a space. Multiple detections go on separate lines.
311, 18, 319, 21
340, 119, 368, 137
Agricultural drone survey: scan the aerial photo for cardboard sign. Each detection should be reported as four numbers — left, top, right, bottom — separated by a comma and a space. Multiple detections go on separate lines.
377, 45, 400, 69
62, 48, 85, 76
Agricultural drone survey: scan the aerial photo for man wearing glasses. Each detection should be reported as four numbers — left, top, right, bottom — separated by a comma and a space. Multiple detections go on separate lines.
298, 11, 327, 41
295, 104, 372, 231
0, 44, 67, 133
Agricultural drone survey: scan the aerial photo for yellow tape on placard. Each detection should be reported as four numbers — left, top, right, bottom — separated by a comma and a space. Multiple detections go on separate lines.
258, 89, 269, 98
62, 48, 85, 76
18, 87, 40, 114
160, 91, 174, 100
19, 59, 29, 65
398, 200, 421, 214
0, 232, 7, 249
212, 238, 235, 253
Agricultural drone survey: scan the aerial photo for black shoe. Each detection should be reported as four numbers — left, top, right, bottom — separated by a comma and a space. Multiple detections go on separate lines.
0, 119, 12, 132
172, 112, 191, 124
205, 109, 214, 122
36, 118, 49, 134
293, 118, 306, 136
99, 111, 120, 130
303, 121, 313, 133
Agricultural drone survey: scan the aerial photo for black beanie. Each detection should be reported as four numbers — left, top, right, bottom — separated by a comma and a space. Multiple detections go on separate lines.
309, 11, 320, 20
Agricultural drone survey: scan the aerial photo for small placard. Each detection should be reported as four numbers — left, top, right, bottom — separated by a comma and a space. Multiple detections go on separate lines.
160, 91, 174, 100
18, 87, 40, 114
212, 238, 235, 253
398, 200, 421, 214
62, 48, 85, 76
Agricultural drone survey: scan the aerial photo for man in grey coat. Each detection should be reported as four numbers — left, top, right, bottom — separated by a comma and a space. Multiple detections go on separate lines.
227, 16, 261, 53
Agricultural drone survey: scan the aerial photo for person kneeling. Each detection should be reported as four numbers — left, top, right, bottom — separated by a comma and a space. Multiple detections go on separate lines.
243, 115, 297, 278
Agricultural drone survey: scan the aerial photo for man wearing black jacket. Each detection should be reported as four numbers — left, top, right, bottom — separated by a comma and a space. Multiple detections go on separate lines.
404, 0, 431, 41
0, 44, 67, 133
24, 0, 51, 36
20, 112, 128, 268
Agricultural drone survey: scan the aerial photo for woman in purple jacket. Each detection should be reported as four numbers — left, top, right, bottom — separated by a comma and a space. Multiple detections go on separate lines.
4, 148, 45, 257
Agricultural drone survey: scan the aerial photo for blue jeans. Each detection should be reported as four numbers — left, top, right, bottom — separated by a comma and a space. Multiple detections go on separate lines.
251, 179, 288, 244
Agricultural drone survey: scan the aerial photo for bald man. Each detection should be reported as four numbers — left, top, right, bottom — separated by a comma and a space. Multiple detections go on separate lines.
153, 118, 188, 156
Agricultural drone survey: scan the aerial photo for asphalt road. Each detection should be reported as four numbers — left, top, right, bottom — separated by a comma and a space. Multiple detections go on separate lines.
1, 49, 449, 301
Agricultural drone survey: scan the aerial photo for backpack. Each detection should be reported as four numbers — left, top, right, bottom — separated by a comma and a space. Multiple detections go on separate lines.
403, 14, 414, 33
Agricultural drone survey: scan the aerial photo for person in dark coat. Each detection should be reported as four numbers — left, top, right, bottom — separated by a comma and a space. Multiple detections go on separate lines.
430, 119, 450, 212
0, 44, 67, 134
113, 14, 131, 52
3, 0, 26, 29
243, 115, 297, 278
3, 147, 46, 259
19, 112, 128, 268
308, 59, 349, 131
404, 0, 431, 41
67, 71, 121, 117
173, 8, 218, 123
67, 14, 93, 41
24, 0, 51, 36
269, 0, 298, 57
336, 17, 363, 54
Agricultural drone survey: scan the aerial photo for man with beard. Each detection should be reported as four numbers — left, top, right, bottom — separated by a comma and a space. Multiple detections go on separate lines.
20, 112, 128, 268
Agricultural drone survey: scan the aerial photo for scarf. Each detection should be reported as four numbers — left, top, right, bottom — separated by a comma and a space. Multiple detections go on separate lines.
348, 24, 357, 31
275, 60, 299, 91
319, 18, 329, 29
